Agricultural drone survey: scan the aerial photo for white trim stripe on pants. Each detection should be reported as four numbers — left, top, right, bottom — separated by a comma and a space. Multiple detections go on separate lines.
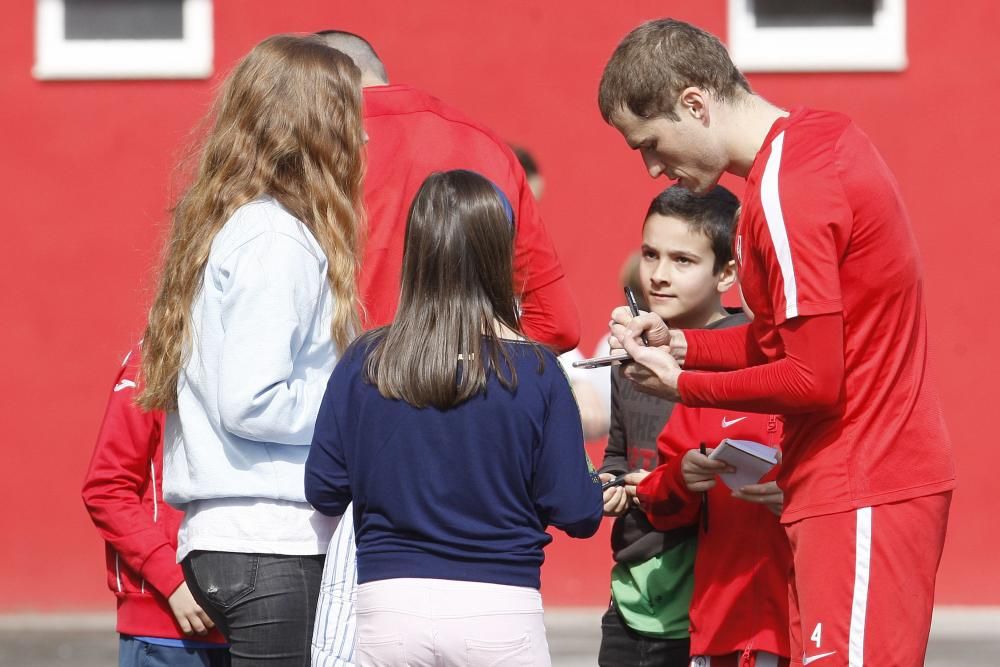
849, 506, 872, 667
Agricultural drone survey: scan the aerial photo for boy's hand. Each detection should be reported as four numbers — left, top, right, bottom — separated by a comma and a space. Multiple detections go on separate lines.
609, 308, 687, 364
168, 582, 215, 636
733, 481, 784, 517
623, 470, 651, 508
681, 448, 729, 492
600, 473, 629, 516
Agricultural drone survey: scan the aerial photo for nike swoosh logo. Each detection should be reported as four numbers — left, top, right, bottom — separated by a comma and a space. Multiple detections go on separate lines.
114, 379, 137, 392
721, 416, 747, 428
803, 652, 837, 665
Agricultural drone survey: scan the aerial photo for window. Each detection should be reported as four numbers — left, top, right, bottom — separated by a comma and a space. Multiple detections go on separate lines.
34, 0, 213, 80
727, 0, 906, 72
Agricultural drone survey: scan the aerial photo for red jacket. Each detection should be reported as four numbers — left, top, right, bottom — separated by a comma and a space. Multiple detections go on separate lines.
361, 84, 579, 352
637, 405, 790, 659
81, 345, 225, 643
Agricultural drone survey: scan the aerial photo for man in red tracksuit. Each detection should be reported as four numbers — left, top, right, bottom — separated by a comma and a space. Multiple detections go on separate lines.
602, 19, 956, 666
83, 345, 229, 667
318, 30, 580, 353
633, 405, 791, 667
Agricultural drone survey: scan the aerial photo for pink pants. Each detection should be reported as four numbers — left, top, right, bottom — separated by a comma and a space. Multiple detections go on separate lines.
355, 578, 551, 666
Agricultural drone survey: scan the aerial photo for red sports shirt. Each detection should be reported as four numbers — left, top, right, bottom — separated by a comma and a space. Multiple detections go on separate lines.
682, 108, 955, 522
361, 85, 579, 351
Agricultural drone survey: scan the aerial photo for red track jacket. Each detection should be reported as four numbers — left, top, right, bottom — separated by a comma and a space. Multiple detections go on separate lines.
636, 405, 790, 659
81, 345, 225, 643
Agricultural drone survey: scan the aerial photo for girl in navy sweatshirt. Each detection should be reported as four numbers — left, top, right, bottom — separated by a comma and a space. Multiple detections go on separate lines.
305, 169, 602, 667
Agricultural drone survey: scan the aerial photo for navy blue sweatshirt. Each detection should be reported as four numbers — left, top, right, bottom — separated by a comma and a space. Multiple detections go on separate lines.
304, 337, 603, 590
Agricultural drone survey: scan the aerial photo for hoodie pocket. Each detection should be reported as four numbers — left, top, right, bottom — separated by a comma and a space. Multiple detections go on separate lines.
107, 549, 145, 595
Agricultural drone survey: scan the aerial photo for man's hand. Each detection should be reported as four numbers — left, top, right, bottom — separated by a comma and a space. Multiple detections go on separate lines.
600, 473, 629, 517
607, 308, 687, 401
168, 582, 215, 636
620, 350, 682, 401
609, 307, 687, 363
680, 448, 730, 493
733, 481, 784, 517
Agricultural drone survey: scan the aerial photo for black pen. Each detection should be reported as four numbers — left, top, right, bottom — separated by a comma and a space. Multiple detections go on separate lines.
623, 286, 649, 346
601, 473, 628, 491
699, 441, 709, 534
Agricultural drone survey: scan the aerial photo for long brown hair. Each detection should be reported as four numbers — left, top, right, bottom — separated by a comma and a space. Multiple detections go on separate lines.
140, 34, 365, 410
363, 170, 539, 409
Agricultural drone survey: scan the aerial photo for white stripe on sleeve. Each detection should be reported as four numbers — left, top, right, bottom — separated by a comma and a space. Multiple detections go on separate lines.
760, 131, 799, 320
114, 553, 122, 593
311, 507, 358, 667
150, 460, 159, 523
849, 506, 872, 666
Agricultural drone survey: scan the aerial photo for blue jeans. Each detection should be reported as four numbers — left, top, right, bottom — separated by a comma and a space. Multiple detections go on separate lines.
119, 636, 230, 667
182, 552, 325, 667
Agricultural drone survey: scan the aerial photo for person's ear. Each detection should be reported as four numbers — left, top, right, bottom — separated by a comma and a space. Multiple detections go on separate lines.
716, 259, 737, 294
679, 87, 709, 124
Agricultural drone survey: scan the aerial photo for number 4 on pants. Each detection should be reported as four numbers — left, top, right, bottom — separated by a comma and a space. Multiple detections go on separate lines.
802, 623, 837, 665
811, 622, 822, 648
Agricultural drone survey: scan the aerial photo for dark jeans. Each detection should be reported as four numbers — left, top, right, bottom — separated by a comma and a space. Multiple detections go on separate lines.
182, 551, 325, 667
598, 603, 690, 667
118, 636, 230, 667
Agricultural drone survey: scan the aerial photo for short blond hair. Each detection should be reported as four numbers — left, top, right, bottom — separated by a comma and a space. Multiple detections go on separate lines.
598, 18, 751, 122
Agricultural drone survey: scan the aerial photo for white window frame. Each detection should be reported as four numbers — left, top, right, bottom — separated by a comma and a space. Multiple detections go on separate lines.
34, 0, 213, 80
727, 0, 906, 72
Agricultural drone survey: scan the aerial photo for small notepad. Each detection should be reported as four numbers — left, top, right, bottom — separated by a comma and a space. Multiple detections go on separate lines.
708, 438, 779, 491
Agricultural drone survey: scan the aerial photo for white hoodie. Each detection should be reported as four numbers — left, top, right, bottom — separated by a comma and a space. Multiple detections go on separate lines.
164, 197, 341, 559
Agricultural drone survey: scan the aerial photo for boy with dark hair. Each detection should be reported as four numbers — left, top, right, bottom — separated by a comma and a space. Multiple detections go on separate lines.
598, 184, 745, 666
604, 18, 955, 666
82, 345, 229, 667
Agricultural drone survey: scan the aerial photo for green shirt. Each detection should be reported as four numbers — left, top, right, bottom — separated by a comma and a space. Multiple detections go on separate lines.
610, 537, 696, 638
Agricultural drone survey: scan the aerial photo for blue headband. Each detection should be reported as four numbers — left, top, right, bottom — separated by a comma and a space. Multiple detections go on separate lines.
489, 181, 516, 230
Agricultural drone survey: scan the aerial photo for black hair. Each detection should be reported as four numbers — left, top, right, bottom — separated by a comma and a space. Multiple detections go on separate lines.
510, 145, 540, 178
645, 185, 739, 273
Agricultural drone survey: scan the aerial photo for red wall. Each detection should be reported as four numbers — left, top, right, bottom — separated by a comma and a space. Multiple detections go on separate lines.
2, 2, 997, 610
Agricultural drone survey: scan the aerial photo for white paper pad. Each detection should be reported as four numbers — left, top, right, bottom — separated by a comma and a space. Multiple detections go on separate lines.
708, 438, 779, 491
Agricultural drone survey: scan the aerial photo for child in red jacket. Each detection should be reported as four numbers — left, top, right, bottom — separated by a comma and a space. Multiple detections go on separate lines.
82, 345, 229, 667
630, 396, 792, 666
